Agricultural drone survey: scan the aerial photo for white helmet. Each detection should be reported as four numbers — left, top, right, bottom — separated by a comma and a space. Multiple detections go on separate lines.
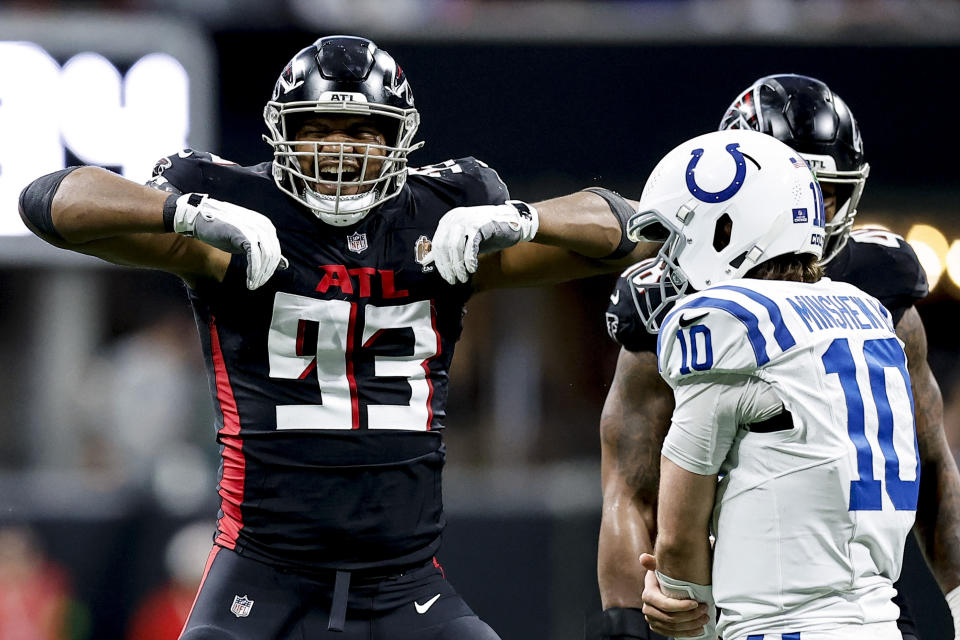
627, 129, 824, 329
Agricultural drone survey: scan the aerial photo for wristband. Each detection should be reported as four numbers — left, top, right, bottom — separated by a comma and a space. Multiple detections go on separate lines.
505, 199, 540, 242
583, 187, 638, 260
583, 607, 649, 639
162, 194, 179, 232
170, 193, 208, 236
947, 584, 960, 639
655, 571, 717, 640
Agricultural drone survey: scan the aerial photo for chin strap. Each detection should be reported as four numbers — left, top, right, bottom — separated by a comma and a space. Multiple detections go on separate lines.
303, 188, 378, 226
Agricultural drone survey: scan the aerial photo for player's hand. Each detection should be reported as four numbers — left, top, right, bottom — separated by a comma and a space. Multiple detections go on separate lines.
171, 193, 288, 290
639, 553, 711, 638
423, 200, 539, 285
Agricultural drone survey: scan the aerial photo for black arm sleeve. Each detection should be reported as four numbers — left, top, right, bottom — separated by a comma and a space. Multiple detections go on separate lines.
582, 187, 638, 260
18, 166, 84, 243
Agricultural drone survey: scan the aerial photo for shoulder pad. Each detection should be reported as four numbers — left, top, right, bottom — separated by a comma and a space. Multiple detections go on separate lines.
605, 258, 665, 353
408, 157, 509, 206
827, 228, 928, 323
145, 149, 239, 194
657, 284, 799, 387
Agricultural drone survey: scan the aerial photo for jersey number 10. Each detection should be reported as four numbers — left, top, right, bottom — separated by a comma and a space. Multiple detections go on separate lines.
822, 337, 920, 511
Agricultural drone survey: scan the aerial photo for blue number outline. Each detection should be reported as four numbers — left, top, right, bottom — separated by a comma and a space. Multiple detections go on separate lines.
675, 325, 714, 375
822, 337, 919, 511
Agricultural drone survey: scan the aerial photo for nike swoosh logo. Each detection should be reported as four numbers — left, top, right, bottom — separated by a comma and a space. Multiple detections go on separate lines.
415, 594, 441, 614
678, 312, 708, 328
610, 289, 621, 305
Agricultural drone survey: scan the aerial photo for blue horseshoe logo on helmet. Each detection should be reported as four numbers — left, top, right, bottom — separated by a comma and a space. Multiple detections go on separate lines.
686, 143, 747, 203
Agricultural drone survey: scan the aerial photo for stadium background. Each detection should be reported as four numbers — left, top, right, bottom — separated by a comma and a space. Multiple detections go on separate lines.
1, 1, 958, 638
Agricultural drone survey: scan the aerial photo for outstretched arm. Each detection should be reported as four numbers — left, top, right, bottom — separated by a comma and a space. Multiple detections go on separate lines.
897, 307, 960, 603
20, 166, 281, 289
427, 189, 657, 292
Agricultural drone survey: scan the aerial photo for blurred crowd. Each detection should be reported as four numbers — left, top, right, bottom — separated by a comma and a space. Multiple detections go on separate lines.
5, 0, 960, 38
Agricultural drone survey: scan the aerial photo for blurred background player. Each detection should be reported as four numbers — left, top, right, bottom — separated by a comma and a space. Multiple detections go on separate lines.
0, 525, 87, 640
126, 521, 213, 640
19, 35, 649, 640
636, 127, 916, 639
593, 75, 960, 640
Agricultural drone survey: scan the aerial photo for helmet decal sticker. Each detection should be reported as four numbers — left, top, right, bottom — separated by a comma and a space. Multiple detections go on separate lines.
685, 143, 748, 203
273, 59, 305, 100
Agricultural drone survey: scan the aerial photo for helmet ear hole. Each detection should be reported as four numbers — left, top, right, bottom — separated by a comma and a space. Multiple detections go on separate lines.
713, 213, 733, 251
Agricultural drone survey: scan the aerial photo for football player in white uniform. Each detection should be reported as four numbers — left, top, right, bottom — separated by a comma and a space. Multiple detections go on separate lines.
593, 75, 960, 640
629, 129, 917, 640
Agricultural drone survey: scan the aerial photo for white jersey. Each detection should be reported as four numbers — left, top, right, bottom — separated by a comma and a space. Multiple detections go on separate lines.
658, 277, 918, 640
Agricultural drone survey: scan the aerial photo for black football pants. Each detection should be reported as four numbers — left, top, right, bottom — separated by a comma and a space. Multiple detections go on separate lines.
179, 546, 502, 640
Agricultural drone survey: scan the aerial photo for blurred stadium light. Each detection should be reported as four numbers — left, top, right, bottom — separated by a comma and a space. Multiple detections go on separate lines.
946, 240, 960, 290
907, 223, 950, 292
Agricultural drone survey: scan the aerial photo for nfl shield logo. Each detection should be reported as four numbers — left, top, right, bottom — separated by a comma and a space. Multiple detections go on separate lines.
231, 594, 254, 618
347, 232, 368, 254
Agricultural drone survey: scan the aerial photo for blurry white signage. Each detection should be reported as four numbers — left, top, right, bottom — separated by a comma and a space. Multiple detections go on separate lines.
0, 43, 190, 235
0, 14, 214, 242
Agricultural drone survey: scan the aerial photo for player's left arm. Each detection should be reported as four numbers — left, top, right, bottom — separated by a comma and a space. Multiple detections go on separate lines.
473, 191, 659, 291
479, 191, 657, 291
898, 306, 960, 606
428, 189, 657, 290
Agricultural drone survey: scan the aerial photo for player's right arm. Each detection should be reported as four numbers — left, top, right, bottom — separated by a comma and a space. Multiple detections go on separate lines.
19, 165, 281, 289
598, 349, 672, 608
593, 348, 710, 639
22, 166, 225, 285
896, 305, 960, 637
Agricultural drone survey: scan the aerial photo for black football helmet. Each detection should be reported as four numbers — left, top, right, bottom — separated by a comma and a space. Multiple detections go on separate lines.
719, 74, 869, 263
263, 35, 423, 226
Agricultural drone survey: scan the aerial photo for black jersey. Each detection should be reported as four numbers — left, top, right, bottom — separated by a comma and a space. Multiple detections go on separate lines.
606, 228, 928, 353
148, 150, 508, 572
824, 228, 929, 326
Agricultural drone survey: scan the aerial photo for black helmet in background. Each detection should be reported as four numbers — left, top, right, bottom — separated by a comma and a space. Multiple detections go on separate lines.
720, 74, 869, 263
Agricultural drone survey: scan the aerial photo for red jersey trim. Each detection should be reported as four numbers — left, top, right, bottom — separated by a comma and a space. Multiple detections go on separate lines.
179, 545, 221, 637
422, 304, 442, 431
209, 317, 245, 549
346, 302, 360, 429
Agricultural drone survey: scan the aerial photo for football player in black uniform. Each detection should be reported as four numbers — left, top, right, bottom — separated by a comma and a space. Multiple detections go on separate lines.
19, 36, 651, 640
591, 75, 960, 640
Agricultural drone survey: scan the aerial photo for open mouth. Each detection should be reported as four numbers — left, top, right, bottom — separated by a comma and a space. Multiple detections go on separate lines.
319, 165, 361, 183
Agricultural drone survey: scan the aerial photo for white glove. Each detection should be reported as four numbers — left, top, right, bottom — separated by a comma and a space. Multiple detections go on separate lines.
172, 193, 287, 290
947, 584, 960, 640
423, 200, 539, 285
